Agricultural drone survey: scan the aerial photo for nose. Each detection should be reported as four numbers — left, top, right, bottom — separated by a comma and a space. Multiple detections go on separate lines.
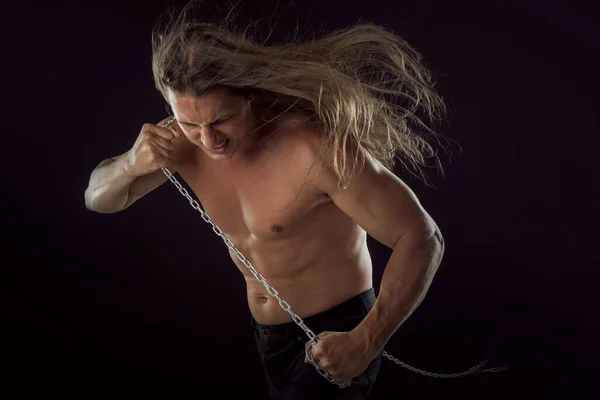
197, 126, 223, 148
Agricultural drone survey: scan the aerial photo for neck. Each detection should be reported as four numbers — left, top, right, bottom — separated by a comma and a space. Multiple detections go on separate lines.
223, 119, 276, 167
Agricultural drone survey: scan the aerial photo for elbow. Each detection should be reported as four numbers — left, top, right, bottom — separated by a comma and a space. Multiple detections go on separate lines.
84, 187, 96, 211
84, 187, 111, 213
424, 217, 444, 256
84, 187, 128, 214
430, 229, 445, 269
415, 227, 445, 267
434, 229, 444, 252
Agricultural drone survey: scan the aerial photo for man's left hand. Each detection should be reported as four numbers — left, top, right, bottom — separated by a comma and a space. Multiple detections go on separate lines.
304, 329, 375, 382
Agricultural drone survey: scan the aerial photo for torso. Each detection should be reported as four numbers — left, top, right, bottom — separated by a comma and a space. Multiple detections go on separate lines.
171, 116, 373, 325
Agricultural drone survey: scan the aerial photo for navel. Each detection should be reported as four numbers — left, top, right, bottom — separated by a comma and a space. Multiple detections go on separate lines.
271, 224, 284, 233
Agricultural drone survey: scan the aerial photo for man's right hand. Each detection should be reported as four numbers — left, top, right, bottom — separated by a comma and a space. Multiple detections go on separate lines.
126, 122, 182, 177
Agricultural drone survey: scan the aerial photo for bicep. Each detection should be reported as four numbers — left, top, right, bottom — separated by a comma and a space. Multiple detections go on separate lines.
307, 133, 432, 248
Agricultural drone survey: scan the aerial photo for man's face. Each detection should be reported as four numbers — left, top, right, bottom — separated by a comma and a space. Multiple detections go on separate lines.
167, 87, 257, 161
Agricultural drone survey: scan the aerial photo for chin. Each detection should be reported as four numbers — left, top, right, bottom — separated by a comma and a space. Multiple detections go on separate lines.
210, 153, 234, 160
207, 146, 236, 160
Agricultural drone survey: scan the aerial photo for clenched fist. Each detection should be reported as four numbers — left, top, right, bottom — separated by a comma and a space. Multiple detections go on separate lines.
126, 121, 181, 177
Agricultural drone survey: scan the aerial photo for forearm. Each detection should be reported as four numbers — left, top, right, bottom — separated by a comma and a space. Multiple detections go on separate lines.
355, 231, 444, 354
84, 151, 137, 213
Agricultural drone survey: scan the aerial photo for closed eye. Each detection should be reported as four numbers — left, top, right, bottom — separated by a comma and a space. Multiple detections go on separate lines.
180, 115, 234, 128
217, 114, 234, 123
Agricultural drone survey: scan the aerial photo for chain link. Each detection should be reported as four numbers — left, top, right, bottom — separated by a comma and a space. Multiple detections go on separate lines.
159, 117, 505, 386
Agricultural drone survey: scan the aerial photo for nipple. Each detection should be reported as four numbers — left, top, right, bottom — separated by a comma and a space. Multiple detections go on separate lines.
271, 225, 284, 233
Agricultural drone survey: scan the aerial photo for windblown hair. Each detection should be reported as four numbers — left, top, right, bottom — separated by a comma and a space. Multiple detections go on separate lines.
151, 1, 451, 189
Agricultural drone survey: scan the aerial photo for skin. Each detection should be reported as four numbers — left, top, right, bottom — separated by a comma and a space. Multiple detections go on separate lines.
166, 87, 374, 323
164, 86, 444, 382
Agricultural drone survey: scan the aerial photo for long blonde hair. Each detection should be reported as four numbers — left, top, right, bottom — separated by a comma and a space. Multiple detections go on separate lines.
151, 1, 452, 189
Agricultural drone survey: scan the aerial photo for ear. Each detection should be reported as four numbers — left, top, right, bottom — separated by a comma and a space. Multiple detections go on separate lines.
245, 92, 258, 118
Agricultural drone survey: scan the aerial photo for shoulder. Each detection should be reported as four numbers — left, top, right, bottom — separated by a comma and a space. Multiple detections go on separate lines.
278, 119, 343, 194
270, 112, 365, 193
285, 121, 434, 248
289, 122, 389, 197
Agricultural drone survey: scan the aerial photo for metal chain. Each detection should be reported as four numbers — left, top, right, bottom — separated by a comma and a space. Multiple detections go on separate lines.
159, 118, 506, 386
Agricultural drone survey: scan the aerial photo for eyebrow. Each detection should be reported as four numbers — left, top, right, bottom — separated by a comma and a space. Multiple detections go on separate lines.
177, 114, 233, 126
177, 120, 201, 126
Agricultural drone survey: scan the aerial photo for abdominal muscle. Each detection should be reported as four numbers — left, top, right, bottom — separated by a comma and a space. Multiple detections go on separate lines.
231, 223, 374, 325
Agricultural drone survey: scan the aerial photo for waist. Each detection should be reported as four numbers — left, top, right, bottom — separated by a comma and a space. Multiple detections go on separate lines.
251, 287, 376, 335
245, 255, 373, 323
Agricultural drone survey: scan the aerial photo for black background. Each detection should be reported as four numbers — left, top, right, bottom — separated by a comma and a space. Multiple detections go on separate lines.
3, 0, 599, 397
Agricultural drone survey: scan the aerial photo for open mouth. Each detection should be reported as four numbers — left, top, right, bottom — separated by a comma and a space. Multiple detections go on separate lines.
214, 139, 228, 149
211, 138, 229, 153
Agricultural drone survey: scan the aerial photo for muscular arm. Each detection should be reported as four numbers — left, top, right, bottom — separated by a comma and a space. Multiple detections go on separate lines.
305, 130, 444, 355
84, 117, 180, 213
84, 155, 171, 213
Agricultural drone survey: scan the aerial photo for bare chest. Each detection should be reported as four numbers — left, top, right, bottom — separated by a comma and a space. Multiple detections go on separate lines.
174, 141, 329, 243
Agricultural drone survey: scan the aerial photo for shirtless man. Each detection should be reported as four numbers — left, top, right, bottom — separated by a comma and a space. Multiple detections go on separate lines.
84, 10, 445, 400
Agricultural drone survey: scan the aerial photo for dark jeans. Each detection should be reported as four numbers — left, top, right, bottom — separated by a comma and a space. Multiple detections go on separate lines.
251, 288, 382, 399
